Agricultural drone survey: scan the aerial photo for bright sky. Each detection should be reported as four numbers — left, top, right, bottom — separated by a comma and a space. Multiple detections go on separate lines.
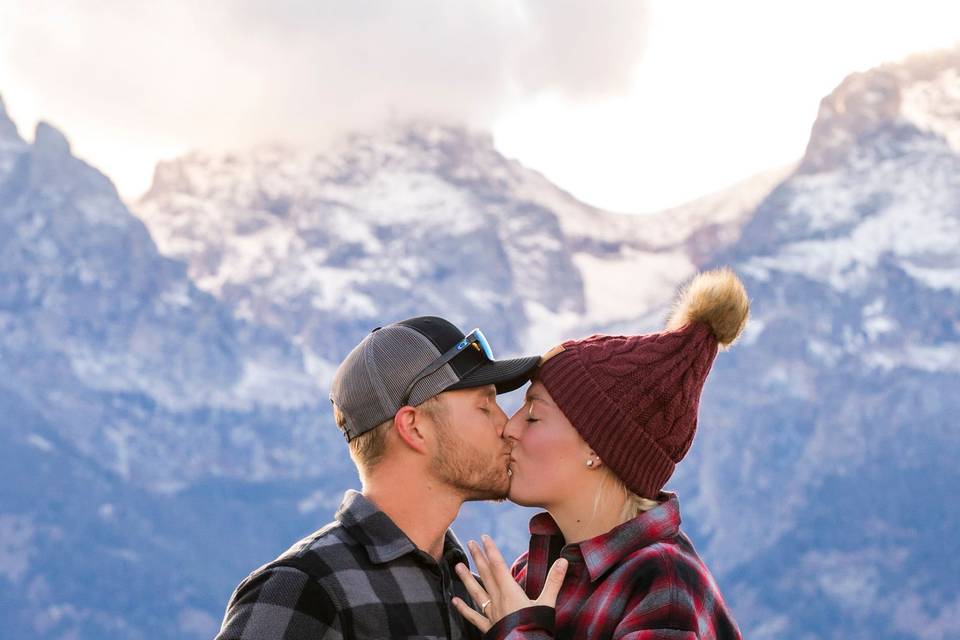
0, 1, 957, 213
494, 2, 960, 212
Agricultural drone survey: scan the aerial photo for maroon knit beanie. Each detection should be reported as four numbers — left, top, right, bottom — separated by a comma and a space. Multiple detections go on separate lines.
537, 268, 750, 498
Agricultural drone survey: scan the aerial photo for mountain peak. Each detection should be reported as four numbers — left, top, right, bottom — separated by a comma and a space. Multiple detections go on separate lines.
393, 119, 494, 151
350, 117, 493, 149
142, 119, 501, 205
34, 121, 72, 156
329, 118, 499, 178
800, 45, 960, 174
0, 93, 27, 151
27, 120, 93, 191
0, 92, 10, 124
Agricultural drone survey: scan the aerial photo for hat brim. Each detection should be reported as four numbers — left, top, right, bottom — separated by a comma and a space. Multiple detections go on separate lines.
445, 355, 540, 394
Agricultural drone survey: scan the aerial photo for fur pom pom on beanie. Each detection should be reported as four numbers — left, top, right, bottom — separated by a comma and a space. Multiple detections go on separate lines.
538, 267, 750, 498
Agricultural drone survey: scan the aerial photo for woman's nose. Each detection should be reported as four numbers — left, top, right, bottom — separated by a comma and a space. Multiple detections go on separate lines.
503, 408, 524, 442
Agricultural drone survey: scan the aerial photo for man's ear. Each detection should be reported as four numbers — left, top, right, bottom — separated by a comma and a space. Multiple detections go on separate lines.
393, 406, 430, 454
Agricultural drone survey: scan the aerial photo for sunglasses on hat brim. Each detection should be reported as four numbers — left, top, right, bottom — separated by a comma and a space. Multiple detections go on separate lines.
400, 328, 493, 407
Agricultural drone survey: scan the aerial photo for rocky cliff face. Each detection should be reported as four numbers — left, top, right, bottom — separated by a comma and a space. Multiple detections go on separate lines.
0, 97, 349, 639
135, 120, 779, 362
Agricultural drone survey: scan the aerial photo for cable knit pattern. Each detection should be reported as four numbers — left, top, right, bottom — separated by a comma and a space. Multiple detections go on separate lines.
539, 322, 720, 498
538, 269, 748, 498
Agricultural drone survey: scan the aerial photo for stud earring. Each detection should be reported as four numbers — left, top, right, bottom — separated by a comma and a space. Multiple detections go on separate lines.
586, 459, 594, 467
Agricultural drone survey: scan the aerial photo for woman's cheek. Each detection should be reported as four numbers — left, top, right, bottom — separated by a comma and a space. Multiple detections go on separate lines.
523, 435, 564, 481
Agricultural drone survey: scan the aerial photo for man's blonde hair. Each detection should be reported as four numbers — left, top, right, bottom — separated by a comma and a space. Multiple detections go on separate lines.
333, 403, 392, 471
333, 396, 448, 473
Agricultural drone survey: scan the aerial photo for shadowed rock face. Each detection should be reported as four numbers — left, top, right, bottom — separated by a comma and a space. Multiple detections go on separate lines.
0, 99, 350, 640
135, 123, 588, 360
135, 117, 782, 365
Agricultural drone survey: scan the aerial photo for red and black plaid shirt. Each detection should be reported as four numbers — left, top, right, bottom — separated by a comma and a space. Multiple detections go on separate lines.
486, 493, 742, 639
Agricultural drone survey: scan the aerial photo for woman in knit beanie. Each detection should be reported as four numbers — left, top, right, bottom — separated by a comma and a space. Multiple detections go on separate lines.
451, 268, 749, 639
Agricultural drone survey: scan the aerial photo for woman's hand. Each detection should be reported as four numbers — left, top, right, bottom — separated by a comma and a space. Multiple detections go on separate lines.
451, 534, 568, 633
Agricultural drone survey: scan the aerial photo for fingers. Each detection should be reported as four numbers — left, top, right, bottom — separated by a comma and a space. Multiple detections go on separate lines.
480, 534, 510, 578
467, 540, 500, 602
453, 563, 490, 611
535, 558, 568, 608
451, 596, 492, 633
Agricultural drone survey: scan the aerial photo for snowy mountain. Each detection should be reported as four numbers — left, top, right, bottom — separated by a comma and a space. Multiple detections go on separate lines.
0, 95, 351, 638
0, 97, 333, 487
677, 48, 960, 639
3, 44, 959, 640
135, 122, 783, 364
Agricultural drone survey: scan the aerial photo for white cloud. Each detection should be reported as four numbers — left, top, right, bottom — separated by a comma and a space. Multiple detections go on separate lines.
0, 0, 648, 197
494, 1, 960, 212
2, 1, 957, 211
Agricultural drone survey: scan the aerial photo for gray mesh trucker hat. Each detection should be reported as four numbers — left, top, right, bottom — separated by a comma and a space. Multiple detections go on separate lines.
330, 316, 539, 442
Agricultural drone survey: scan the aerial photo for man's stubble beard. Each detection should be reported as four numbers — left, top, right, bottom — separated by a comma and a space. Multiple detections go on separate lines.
431, 420, 511, 502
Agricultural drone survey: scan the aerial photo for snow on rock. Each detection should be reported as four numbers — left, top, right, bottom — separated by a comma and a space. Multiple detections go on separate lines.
136, 120, 772, 362
901, 66, 960, 153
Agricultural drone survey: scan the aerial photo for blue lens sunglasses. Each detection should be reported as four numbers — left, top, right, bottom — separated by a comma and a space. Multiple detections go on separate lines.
400, 328, 493, 407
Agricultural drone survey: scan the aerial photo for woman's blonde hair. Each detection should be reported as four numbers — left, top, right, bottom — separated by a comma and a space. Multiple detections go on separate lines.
593, 467, 660, 523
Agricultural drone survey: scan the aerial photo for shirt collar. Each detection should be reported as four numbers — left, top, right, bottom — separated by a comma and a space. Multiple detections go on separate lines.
527, 492, 682, 582
335, 490, 468, 567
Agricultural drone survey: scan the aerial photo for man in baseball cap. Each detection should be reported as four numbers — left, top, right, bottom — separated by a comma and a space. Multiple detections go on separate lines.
216, 316, 539, 639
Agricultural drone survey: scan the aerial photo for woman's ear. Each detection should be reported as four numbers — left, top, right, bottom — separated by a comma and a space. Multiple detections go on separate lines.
585, 449, 604, 470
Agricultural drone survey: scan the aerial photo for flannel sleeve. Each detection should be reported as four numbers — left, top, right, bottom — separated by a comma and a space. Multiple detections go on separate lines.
483, 605, 555, 640
609, 588, 698, 639
610, 550, 711, 640
214, 566, 343, 640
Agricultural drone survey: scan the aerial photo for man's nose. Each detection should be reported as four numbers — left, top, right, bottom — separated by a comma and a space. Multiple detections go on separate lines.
493, 402, 509, 437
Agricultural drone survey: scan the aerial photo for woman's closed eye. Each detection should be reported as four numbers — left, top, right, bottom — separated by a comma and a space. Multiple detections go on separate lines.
524, 401, 539, 423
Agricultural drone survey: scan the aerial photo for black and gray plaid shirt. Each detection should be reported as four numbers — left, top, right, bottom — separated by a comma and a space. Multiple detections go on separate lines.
215, 490, 482, 639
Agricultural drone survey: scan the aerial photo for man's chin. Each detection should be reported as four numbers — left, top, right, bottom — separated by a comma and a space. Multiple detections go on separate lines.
461, 474, 511, 503
461, 487, 509, 503
506, 486, 539, 508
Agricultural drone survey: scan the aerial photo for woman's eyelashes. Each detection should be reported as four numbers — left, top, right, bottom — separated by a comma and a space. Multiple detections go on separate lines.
523, 401, 539, 423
